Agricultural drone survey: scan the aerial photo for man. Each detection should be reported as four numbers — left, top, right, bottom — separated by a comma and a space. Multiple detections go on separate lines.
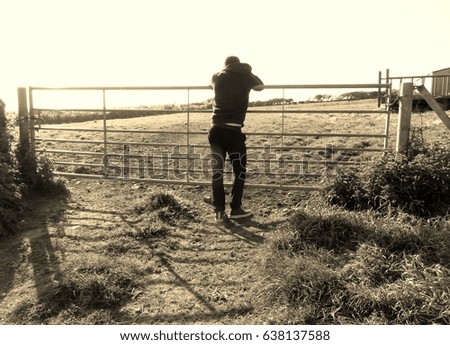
208, 56, 264, 222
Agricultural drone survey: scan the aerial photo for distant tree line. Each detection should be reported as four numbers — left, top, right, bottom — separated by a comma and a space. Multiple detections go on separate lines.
179, 91, 383, 110
311, 91, 383, 102
213, 91, 382, 108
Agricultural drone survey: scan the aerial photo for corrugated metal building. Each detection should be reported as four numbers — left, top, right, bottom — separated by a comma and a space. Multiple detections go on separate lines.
432, 67, 450, 96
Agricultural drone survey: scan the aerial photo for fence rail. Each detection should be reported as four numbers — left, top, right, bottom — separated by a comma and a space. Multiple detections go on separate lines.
381, 73, 450, 97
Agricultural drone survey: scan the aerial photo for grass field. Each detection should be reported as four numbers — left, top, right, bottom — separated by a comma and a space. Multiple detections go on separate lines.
33, 99, 449, 186
1, 99, 450, 324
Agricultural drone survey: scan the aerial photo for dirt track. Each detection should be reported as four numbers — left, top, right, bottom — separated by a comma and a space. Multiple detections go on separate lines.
0, 178, 304, 324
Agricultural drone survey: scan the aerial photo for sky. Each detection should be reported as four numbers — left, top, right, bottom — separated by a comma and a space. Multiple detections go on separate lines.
1, 0, 450, 111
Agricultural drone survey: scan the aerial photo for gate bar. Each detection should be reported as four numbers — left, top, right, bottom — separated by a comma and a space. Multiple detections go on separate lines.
32, 108, 388, 114
35, 128, 387, 138
30, 83, 390, 91
47, 172, 322, 191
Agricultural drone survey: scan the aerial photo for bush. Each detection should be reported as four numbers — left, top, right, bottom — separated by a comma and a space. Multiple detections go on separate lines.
321, 140, 450, 218
0, 100, 10, 158
33, 155, 68, 195
1, 98, 68, 239
0, 99, 24, 237
15, 140, 68, 196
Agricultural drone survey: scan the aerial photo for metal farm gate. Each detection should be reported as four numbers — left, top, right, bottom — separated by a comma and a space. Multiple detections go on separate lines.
25, 82, 392, 191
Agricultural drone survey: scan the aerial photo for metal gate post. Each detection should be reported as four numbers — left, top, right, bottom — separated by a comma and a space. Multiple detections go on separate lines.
396, 82, 413, 153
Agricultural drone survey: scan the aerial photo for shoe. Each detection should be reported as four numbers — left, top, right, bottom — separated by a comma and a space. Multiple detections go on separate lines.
215, 210, 226, 223
229, 208, 253, 220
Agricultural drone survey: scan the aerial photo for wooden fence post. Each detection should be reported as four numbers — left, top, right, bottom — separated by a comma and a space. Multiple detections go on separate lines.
396, 82, 413, 153
18, 87, 30, 147
17, 87, 38, 186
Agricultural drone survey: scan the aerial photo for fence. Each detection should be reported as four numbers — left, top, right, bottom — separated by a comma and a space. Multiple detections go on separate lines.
380, 70, 450, 152
381, 70, 450, 110
19, 82, 392, 191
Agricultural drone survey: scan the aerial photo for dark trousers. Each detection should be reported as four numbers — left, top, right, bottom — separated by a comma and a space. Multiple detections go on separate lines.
208, 126, 247, 212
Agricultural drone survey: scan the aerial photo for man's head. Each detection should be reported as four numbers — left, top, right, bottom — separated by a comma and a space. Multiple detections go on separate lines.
224, 56, 240, 66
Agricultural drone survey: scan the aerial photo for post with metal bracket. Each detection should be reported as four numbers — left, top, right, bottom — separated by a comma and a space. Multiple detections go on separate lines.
396, 82, 413, 153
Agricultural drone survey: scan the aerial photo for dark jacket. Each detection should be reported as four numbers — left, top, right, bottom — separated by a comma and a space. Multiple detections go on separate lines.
210, 62, 263, 126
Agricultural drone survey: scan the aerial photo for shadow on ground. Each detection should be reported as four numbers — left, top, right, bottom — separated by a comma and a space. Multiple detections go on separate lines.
0, 194, 67, 321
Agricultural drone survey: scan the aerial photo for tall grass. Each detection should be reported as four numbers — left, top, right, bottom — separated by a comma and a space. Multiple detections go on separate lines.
255, 199, 450, 324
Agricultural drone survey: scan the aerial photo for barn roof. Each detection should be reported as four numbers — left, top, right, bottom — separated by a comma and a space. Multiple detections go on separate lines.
432, 67, 450, 74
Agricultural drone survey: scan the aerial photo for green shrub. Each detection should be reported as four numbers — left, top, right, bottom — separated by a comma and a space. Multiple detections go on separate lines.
321, 140, 450, 218
0, 100, 10, 158
33, 155, 68, 195
1, 98, 68, 239
0, 162, 23, 237
0, 99, 24, 237
15, 141, 68, 196
15, 141, 38, 188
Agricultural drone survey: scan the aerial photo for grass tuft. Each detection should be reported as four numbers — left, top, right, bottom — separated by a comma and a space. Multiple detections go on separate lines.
127, 213, 170, 240
147, 192, 180, 211
143, 191, 196, 225
284, 208, 366, 253
9, 270, 136, 324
